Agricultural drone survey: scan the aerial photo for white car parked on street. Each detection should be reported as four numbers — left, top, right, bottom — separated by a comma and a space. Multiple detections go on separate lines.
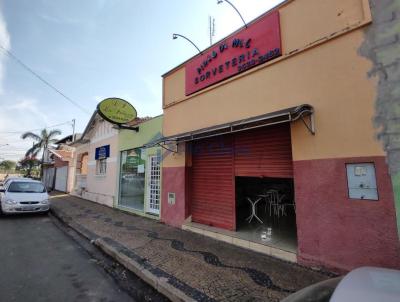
0, 179, 50, 214
1, 176, 32, 188
282, 266, 400, 302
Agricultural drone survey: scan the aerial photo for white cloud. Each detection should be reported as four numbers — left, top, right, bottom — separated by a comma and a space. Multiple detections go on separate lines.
0, 98, 47, 131
0, 5, 10, 94
8, 98, 51, 124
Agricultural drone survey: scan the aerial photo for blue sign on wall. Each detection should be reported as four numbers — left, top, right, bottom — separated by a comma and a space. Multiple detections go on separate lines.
95, 145, 110, 160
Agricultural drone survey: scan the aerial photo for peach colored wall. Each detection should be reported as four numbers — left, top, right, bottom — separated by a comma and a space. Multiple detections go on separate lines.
74, 117, 120, 208
279, 0, 370, 54
163, 0, 371, 107
162, 143, 186, 168
162, 0, 381, 163
163, 68, 185, 108
86, 135, 118, 202
67, 166, 75, 193
71, 144, 89, 188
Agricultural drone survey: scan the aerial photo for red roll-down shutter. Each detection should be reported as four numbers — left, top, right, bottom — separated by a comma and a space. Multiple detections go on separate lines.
191, 135, 235, 230
234, 123, 293, 178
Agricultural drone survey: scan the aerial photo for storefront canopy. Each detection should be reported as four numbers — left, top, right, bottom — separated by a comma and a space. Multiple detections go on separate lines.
145, 104, 314, 148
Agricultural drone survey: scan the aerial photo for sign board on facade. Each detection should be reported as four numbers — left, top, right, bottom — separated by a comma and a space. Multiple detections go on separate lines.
185, 11, 281, 96
125, 149, 145, 166
97, 98, 137, 125
95, 145, 110, 160
126, 155, 139, 165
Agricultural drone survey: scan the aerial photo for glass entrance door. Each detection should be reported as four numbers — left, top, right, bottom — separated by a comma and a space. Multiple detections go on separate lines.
119, 149, 145, 211
147, 155, 161, 215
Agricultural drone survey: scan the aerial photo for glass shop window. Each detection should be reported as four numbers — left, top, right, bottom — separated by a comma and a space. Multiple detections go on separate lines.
118, 148, 146, 211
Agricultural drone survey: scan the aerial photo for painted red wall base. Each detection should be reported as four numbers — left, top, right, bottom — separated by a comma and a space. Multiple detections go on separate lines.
294, 156, 400, 272
161, 166, 188, 228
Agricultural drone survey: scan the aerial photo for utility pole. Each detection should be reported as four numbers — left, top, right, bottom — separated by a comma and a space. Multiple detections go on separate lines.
72, 119, 76, 142
209, 16, 216, 46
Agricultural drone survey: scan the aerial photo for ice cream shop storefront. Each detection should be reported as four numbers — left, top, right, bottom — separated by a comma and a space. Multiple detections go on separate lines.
159, 0, 400, 273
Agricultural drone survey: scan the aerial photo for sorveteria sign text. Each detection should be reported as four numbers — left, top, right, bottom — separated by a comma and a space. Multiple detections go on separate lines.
185, 11, 281, 95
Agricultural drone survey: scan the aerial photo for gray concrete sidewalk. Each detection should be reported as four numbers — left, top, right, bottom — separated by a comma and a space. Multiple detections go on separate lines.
50, 193, 335, 302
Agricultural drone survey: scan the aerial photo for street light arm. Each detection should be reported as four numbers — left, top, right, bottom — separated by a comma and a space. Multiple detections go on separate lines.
172, 34, 203, 55
218, 0, 248, 29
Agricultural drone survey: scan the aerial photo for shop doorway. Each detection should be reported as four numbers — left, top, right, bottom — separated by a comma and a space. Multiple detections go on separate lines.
119, 149, 145, 211
146, 155, 161, 215
191, 123, 294, 230
235, 176, 297, 252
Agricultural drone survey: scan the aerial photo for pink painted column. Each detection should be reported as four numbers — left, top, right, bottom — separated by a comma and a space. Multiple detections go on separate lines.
161, 166, 189, 228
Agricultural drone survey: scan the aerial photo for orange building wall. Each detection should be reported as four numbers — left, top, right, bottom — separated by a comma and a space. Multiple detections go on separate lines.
161, 0, 400, 271
162, 0, 381, 165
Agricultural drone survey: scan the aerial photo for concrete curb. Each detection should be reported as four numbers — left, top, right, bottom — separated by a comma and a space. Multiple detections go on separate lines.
94, 238, 196, 302
50, 207, 197, 302
50, 207, 99, 241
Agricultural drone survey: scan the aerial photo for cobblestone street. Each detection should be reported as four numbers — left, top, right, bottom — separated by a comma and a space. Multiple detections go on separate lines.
51, 193, 335, 302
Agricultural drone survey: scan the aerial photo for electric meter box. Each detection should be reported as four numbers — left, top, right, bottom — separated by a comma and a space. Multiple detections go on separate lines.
346, 163, 378, 200
168, 192, 176, 205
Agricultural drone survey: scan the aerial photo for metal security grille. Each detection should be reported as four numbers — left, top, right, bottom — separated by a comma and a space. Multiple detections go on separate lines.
234, 123, 293, 178
191, 124, 293, 231
191, 135, 235, 230
147, 155, 161, 214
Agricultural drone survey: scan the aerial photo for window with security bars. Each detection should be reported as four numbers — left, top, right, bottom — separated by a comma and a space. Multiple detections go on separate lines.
96, 158, 107, 175
148, 155, 161, 214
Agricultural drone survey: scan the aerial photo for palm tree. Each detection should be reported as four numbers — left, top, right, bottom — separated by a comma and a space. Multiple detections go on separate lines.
21, 129, 62, 178
18, 156, 40, 178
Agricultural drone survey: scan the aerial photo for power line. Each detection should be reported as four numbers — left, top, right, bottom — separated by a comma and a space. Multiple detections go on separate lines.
0, 147, 30, 151
0, 121, 73, 134
0, 120, 75, 158
0, 44, 90, 115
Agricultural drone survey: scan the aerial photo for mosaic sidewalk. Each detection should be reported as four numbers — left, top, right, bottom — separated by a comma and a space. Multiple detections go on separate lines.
50, 193, 334, 302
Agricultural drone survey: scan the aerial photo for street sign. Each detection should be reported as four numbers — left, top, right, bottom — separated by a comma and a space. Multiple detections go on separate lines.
95, 145, 110, 160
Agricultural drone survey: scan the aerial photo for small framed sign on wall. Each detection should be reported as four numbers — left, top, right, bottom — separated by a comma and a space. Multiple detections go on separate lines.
95, 145, 110, 160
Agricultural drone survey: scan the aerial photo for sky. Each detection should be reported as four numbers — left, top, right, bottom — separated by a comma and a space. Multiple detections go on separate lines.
0, 0, 284, 161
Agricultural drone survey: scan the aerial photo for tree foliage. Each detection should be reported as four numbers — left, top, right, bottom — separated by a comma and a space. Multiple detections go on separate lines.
21, 129, 62, 157
0, 160, 16, 170
21, 128, 62, 177
18, 156, 40, 177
